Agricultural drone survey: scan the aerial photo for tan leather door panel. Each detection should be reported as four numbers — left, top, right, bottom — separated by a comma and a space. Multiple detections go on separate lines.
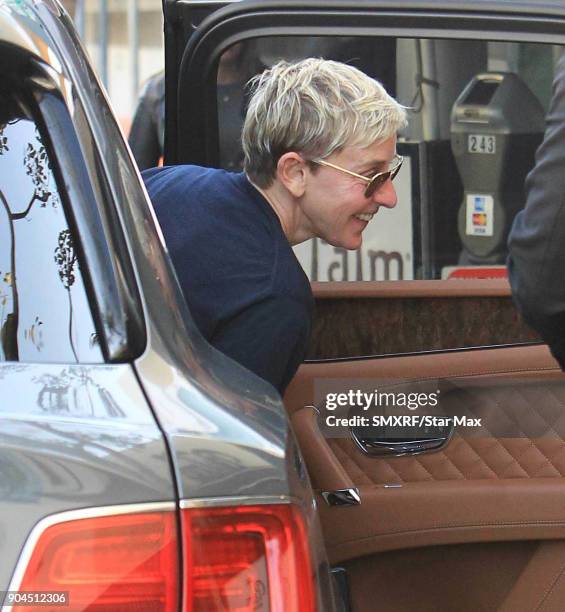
285, 344, 565, 611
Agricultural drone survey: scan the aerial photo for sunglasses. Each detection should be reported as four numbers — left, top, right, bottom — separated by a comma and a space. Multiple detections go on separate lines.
311, 154, 403, 198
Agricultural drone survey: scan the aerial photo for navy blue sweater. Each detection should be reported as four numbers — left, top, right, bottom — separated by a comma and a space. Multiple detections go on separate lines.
143, 166, 313, 394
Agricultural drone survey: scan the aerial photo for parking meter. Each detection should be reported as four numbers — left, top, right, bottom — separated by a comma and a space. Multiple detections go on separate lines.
451, 73, 544, 264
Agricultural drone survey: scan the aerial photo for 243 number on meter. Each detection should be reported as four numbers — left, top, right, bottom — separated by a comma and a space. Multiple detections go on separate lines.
468, 134, 495, 154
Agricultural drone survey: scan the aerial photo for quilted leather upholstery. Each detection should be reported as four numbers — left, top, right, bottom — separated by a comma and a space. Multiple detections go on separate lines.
328, 380, 565, 484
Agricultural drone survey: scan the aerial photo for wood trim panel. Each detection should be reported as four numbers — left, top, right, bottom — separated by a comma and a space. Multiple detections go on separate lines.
307, 295, 539, 359
312, 279, 512, 299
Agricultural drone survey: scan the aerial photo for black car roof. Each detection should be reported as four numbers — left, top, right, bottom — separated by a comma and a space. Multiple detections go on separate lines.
172, 0, 565, 18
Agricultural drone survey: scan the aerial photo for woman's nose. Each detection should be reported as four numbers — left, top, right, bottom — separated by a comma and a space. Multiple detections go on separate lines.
372, 178, 397, 209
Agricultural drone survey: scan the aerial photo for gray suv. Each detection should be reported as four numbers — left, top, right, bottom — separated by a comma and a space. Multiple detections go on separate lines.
0, 1, 332, 610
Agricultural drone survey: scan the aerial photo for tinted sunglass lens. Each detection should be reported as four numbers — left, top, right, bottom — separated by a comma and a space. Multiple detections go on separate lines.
365, 173, 389, 198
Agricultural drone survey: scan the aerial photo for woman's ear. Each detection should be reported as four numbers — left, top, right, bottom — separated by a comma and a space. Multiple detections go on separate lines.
276, 152, 307, 197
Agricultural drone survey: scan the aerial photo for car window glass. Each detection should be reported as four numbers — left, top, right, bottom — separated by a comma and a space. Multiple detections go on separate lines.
0, 90, 102, 363
215, 37, 559, 282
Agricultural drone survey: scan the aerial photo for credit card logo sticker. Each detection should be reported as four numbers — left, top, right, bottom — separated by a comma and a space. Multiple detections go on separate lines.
466, 194, 494, 236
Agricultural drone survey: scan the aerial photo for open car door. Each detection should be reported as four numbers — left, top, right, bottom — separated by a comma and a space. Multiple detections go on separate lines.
163, 1, 565, 609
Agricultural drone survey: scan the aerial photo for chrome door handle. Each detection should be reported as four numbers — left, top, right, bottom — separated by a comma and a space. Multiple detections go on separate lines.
352, 426, 454, 457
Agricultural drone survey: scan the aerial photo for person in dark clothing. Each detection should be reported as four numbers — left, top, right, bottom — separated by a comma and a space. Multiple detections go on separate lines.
144, 58, 407, 394
128, 71, 165, 170
508, 50, 565, 367
129, 42, 260, 171
144, 165, 312, 393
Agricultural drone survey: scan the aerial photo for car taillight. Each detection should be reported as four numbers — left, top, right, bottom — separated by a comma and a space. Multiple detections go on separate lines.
11, 508, 178, 611
181, 504, 316, 612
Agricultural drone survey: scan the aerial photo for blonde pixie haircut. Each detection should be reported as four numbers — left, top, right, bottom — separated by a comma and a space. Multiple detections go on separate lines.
242, 57, 407, 188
